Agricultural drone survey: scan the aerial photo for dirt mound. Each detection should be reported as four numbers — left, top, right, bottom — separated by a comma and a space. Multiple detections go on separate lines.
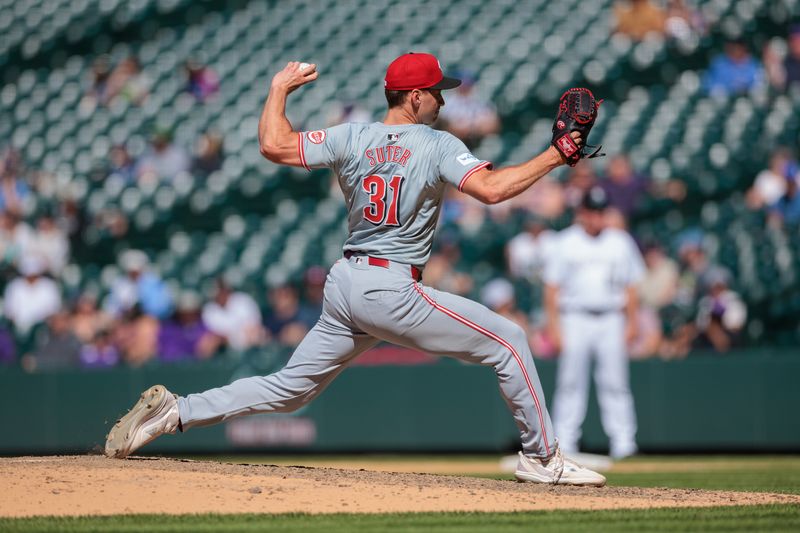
1, 456, 797, 517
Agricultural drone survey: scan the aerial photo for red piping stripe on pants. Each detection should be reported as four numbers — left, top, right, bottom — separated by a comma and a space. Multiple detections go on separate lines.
413, 283, 551, 456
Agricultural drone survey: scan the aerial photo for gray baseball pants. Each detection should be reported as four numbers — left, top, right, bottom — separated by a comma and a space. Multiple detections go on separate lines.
178, 254, 556, 457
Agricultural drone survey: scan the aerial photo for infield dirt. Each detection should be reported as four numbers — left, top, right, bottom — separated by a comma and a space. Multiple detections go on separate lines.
1, 456, 797, 517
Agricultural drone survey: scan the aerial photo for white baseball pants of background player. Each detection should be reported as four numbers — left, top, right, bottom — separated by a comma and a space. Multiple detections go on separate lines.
551, 310, 637, 459
177, 255, 557, 458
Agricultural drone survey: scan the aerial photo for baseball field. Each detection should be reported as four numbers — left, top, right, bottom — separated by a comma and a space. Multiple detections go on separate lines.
0, 454, 798, 531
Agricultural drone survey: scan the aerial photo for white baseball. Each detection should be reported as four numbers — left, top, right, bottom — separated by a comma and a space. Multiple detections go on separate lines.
299, 62, 311, 71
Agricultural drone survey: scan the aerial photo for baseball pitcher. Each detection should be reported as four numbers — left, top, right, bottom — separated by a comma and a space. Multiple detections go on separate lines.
105, 53, 605, 486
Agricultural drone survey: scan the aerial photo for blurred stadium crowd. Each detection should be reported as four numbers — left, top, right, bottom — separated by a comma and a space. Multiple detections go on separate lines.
0, 0, 799, 371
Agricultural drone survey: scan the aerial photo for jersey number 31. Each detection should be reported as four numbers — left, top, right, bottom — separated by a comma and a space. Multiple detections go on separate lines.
362, 174, 404, 226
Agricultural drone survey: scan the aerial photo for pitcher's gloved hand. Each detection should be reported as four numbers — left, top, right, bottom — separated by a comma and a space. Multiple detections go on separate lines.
551, 88, 605, 167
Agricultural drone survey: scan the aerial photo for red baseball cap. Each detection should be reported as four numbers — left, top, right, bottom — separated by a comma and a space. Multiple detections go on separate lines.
384, 52, 461, 91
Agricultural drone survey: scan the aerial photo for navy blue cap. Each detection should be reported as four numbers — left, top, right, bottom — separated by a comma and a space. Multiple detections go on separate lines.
581, 186, 609, 211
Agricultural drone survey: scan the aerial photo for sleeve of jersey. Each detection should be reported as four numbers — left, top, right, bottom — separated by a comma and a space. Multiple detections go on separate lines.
438, 134, 492, 191
297, 124, 350, 171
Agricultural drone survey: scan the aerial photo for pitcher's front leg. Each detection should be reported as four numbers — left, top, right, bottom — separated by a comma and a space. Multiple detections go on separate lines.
178, 318, 378, 429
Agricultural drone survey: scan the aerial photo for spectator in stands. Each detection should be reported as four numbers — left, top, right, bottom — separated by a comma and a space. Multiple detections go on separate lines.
81, 55, 112, 110
106, 56, 150, 106
55, 197, 88, 252
424, 253, 475, 296
509, 176, 566, 221
767, 173, 800, 228
0, 148, 30, 216
695, 267, 747, 353
0, 211, 29, 271
563, 163, 598, 210
422, 235, 474, 296
185, 58, 220, 103
300, 266, 327, 324
785, 26, 800, 88
202, 278, 265, 351
79, 328, 120, 368
264, 284, 315, 348
114, 306, 159, 367
506, 215, 556, 283
440, 186, 487, 235
21, 214, 70, 276
633, 240, 678, 360
93, 207, 129, 240
191, 131, 225, 177
658, 306, 695, 359
600, 155, 649, 220
70, 291, 112, 343
677, 236, 715, 303
438, 71, 500, 150
26, 311, 82, 371
104, 250, 174, 320
766, 25, 800, 91
763, 38, 787, 91
659, 231, 727, 358
665, 0, 707, 41
613, 0, 667, 41
135, 129, 190, 184
639, 243, 679, 311
480, 278, 530, 334
158, 292, 223, 362
746, 148, 795, 210
628, 305, 663, 359
107, 144, 137, 183
703, 39, 764, 96
3, 255, 61, 335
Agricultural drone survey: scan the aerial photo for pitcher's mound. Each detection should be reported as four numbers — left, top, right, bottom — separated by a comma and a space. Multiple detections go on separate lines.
1, 456, 797, 517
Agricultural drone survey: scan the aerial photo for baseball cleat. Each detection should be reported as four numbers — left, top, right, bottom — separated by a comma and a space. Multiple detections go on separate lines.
514, 448, 606, 486
105, 385, 180, 459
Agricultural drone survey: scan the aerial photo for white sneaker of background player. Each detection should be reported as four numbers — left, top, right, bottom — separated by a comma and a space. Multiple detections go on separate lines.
105, 385, 180, 459
514, 447, 607, 486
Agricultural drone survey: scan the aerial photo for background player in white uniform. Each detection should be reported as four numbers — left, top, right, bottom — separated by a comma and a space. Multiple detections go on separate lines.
544, 187, 645, 459
105, 53, 605, 485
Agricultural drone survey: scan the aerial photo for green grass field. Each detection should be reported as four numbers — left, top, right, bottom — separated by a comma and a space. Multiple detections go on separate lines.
605, 455, 800, 496
2, 506, 799, 533
2, 455, 798, 532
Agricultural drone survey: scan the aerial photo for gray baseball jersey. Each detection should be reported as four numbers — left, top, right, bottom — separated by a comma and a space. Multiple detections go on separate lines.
298, 123, 491, 266
176, 121, 556, 458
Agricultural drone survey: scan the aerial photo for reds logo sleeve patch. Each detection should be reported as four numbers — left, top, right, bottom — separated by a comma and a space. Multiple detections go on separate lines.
307, 130, 327, 144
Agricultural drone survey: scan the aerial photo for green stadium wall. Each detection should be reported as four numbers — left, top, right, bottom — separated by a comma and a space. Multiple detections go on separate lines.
0, 350, 798, 454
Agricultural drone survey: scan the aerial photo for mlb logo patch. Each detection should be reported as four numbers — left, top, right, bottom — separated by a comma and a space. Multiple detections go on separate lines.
457, 152, 479, 166
387, 133, 399, 142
